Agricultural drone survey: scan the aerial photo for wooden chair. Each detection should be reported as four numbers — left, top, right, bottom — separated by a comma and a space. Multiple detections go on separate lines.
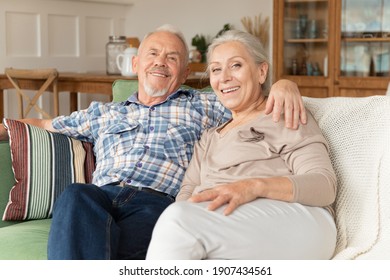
5, 68, 59, 119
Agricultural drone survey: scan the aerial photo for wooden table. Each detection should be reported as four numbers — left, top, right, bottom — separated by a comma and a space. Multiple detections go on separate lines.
0, 72, 209, 120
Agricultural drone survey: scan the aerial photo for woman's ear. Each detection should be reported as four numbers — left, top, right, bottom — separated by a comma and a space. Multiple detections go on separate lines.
258, 62, 269, 84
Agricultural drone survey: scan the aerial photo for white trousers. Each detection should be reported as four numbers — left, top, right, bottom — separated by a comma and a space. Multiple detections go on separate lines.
146, 199, 336, 260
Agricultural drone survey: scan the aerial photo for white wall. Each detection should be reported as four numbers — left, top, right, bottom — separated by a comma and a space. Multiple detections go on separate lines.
0, 0, 130, 72
0, 0, 130, 118
125, 0, 273, 55
0, 0, 273, 118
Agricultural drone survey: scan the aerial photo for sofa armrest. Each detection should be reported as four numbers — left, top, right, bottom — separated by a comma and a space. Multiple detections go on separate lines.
0, 141, 21, 228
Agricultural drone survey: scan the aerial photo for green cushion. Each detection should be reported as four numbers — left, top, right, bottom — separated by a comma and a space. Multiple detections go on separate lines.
0, 141, 13, 211
112, 79, 139, 102
0, 218, 51, 259
111, 79, 213, 102
0, 141, 21, 228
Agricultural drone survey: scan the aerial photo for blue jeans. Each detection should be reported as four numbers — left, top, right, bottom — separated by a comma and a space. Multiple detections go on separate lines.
47, 183, 174, 260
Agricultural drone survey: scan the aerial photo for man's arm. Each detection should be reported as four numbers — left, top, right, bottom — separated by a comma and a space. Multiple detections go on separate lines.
265, 79, 307, 129
0, 118, 56, 141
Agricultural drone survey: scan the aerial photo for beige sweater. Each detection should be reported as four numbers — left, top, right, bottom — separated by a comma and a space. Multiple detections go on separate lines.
177, 111, 337, 211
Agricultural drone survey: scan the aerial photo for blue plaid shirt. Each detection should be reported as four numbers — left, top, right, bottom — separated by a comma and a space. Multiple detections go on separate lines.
52, 88, 230, 197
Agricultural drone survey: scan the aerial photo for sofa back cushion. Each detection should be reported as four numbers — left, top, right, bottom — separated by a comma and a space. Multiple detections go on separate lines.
112, 79, 139, 102
304, 96, 390, 259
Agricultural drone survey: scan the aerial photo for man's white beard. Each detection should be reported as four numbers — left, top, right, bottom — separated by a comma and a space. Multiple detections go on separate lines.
143, 80, 169, 97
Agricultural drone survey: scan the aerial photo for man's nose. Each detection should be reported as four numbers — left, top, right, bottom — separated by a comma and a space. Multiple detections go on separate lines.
154, 55, 167, 67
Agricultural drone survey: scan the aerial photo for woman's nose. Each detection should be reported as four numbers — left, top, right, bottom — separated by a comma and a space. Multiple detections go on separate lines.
220, 68, 232, 82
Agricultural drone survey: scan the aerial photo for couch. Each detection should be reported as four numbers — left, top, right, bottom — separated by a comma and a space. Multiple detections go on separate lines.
0, 80, 389, 259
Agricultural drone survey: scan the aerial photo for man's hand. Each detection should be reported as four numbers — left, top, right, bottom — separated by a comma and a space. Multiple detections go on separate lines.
265, 79, 307, 129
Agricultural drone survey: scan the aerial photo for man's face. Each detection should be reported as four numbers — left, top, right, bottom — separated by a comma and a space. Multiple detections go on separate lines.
132, 31, 189, 103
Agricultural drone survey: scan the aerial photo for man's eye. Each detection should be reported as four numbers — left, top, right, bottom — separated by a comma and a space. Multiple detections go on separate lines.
168, 56, 177, 61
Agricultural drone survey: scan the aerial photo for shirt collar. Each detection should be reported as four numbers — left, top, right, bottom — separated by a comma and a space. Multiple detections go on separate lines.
122, 87, 194, 106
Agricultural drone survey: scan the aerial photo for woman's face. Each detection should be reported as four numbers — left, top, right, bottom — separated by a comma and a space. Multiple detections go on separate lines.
208, 41, 268, 113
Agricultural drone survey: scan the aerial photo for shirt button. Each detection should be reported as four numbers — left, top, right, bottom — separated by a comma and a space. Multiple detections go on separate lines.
126, 179, 132, 184
144, 145, 149, 150
136, 162, 142, 168
150, 107, 155, 111
149, 126, 154, 131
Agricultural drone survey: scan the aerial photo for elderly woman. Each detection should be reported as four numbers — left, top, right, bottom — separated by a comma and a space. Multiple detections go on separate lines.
146, 30, 337, 260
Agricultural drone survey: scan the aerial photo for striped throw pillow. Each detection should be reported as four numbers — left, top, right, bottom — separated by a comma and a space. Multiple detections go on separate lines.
2, 119, 95, 221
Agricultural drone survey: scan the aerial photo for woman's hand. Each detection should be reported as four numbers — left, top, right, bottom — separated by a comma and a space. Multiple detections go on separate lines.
265, 79, 307, 129
189, 177, 294, 215
189, 179, 260, 216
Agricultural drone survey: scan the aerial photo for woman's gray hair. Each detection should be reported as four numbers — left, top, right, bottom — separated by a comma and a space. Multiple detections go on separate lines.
141, 24, 189, 66
207, 30, 271, 94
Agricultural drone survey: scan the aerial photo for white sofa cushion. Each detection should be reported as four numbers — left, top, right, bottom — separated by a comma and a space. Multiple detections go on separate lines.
304, 96, 390, 259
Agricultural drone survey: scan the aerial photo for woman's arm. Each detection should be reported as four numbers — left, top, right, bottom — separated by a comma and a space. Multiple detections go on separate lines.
190, 114, 336, 215
189, 176, 294, 215
176, 130, 209, 201
190, 142, 336, 216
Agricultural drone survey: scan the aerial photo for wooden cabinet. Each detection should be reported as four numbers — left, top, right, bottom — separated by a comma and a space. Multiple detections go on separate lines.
273, 0, 390, 97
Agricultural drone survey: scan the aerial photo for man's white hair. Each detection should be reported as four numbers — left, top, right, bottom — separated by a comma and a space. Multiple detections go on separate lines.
141, 24, 189, 65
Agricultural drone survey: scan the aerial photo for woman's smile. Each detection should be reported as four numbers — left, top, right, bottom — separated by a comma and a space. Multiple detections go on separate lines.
221, 86, 240, 94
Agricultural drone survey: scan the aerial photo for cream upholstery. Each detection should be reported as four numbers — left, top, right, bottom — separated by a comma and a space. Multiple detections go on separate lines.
304, 96, 390, 259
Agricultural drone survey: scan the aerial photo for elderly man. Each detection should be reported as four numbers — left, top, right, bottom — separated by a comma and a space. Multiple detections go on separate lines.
0, 25, 306, 259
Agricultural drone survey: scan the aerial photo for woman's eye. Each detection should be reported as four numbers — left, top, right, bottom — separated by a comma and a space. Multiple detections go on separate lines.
211, 68, 221, 73
232, 63, 241, 69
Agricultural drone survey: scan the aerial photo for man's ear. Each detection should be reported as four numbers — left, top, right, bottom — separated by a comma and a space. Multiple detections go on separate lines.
132, 55, 138, 74
181, 66, 191, 84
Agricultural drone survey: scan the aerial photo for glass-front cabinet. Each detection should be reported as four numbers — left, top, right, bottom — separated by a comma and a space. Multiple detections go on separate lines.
282, 0, 329, 77
273, 0, 390, 97
339, 0, 390, 77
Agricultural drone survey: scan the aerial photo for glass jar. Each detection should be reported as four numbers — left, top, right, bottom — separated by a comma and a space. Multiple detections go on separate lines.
106, 36, 128, 75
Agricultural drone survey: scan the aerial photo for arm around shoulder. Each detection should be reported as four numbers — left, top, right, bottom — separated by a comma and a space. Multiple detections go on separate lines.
21, 118, 56, 132
265, 79, 307, 129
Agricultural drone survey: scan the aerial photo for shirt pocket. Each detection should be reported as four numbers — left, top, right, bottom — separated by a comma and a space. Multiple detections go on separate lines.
98, 121, 140, 157
164, 124, 197, 168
